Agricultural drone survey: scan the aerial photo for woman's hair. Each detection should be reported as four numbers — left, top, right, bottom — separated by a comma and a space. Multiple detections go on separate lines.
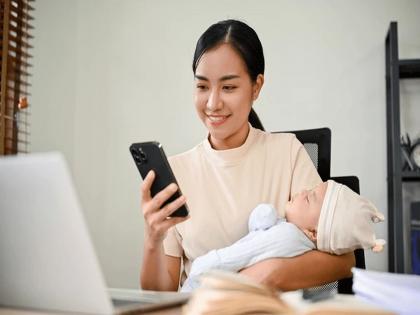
193, 19, 265, 131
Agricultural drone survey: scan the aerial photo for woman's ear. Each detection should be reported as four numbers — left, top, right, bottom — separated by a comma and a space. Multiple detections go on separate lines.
303, 228, 317, 242
253, 74, 264, 100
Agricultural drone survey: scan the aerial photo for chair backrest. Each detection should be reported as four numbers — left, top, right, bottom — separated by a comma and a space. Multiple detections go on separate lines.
273, 128, 331, 181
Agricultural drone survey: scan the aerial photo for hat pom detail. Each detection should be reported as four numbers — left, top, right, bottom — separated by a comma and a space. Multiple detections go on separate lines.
372, 239, 386, 252
372, 212, 385, 223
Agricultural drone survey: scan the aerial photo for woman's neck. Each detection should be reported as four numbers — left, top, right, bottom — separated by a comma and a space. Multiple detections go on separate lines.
209, 123, 250, 150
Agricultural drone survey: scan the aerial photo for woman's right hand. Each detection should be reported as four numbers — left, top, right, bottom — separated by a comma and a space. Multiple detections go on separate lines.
141, 170, 189, 245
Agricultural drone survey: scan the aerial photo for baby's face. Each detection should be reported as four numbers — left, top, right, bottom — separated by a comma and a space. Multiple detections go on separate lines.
285, 182, 328, 232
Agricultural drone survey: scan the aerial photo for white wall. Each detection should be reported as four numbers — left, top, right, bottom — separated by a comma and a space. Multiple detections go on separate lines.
30, 0, 420, 288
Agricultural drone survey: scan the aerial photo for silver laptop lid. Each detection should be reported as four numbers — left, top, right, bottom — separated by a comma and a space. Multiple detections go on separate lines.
0, 152, 113, 314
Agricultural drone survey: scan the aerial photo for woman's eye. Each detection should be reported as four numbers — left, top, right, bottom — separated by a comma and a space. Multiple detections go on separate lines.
196, 85, 208, 91
223, 85, 236, 91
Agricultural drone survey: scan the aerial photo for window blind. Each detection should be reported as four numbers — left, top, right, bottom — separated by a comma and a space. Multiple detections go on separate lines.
0, 0, 34, 155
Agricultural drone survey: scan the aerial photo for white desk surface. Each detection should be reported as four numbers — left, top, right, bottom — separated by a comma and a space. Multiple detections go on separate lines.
0, 291, 394, 315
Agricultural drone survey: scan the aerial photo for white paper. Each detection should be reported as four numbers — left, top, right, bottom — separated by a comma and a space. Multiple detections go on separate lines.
352, 267, 420, 315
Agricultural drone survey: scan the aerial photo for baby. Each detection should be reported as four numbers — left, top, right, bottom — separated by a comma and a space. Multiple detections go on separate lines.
181, 180, 385, 292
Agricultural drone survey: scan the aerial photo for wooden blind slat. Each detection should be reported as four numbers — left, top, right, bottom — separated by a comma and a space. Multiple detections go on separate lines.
4, 137, 29, 145
10, 0, 35, 11
0, 54, 31, 67
10, 7, 34, 22
5, 67, 31, 77
1, 94, 31, 103
1, 114, 30, 125
8, 23, 34, 39
12, 0, 35, 5
8, 13, 33, 30
0, 43, 32, 57
4, 32, 33, 48
17, 129, 29, 135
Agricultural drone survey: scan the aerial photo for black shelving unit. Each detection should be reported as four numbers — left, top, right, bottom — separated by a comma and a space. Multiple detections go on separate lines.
385, 21, 420, 273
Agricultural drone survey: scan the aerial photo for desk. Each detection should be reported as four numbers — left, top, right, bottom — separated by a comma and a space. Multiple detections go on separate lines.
0, 292, 394, 315
0, 306, 182, 315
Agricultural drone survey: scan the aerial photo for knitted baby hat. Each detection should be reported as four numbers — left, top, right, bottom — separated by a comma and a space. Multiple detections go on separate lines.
316, 180, 386, 255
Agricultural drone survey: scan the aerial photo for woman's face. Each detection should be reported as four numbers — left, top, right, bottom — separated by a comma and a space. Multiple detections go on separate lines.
194, 43, 263, 150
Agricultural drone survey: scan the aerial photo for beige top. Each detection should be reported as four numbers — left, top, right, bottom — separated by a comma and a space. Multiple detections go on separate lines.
164, 126, 321, 283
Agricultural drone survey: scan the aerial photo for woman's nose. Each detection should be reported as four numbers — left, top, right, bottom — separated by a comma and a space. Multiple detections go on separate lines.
206, 90, 223, 111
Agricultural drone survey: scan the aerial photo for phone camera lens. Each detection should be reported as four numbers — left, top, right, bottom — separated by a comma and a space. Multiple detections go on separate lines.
130, 148, 143, 164
138, 148, 147, 163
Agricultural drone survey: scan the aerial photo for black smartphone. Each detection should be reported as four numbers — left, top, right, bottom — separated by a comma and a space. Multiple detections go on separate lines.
129, 141, 189, 217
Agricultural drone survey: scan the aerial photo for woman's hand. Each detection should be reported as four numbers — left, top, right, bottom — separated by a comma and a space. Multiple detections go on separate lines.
239, 259, 278, 287
239, 251, 355, 291
141, 170, 189, 245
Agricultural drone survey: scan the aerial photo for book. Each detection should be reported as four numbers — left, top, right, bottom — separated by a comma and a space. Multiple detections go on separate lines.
182, 270, 395, 315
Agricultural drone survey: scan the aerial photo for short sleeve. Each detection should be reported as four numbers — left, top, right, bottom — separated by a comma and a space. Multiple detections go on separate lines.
290, 136, 322, 197
163, 226, 183, 257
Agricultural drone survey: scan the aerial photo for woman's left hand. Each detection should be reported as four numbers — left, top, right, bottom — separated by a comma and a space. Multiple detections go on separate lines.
240, 251, 355, 292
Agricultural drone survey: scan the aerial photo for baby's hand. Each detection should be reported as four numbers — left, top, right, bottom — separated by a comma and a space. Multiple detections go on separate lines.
248, 204, 278, 231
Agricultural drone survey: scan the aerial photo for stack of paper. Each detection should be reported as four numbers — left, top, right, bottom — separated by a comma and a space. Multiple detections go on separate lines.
352, 267, 420, 315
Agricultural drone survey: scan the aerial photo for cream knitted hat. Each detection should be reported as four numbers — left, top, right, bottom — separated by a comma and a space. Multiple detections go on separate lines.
317, 180, 386, 255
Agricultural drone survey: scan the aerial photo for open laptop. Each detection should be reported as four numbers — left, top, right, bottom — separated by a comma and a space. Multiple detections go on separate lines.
0, 152, 189, 314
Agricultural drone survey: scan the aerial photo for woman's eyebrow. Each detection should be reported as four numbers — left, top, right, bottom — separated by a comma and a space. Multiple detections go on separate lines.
194, 74, 240, 81
194, 75, 208, 81
220, 75, 240, 81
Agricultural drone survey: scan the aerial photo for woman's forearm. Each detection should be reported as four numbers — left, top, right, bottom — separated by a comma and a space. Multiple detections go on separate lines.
140, 239, 179, 291
240, 250, 355, 291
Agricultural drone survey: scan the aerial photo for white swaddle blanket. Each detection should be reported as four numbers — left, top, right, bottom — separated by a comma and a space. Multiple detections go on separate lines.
181, 204, 314, 292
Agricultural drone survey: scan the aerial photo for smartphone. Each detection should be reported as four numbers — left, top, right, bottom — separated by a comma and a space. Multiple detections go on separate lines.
129, 141, 189, 217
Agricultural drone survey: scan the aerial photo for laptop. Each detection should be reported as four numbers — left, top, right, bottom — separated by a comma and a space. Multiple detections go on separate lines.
0, 152, 189, 314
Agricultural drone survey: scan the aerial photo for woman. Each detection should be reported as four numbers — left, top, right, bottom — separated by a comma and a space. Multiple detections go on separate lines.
140, 19, 354, 291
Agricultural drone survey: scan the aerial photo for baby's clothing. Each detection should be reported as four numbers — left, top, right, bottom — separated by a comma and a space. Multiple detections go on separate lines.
181, 204, 314, 292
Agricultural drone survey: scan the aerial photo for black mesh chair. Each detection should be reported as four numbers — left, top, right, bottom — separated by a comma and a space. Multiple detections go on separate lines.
273, 128, 331, 181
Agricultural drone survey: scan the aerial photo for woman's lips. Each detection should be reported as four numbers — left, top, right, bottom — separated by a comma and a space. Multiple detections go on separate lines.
207, 115, 229, 126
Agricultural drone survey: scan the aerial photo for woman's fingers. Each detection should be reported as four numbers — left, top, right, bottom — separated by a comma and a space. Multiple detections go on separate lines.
146, 193, 187, 224
151, 182, 178, 210
147, 212, 189, 242
160, 215, 190, 232
158, 195, 187, 220
141, 170, 155, 201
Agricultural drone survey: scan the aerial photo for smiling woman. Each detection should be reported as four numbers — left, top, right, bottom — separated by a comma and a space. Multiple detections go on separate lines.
193, 43, 264, 150
139, 19, 355, 292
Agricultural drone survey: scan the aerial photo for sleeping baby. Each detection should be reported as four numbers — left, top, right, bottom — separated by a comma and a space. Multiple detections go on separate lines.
181, 180, 385, 292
